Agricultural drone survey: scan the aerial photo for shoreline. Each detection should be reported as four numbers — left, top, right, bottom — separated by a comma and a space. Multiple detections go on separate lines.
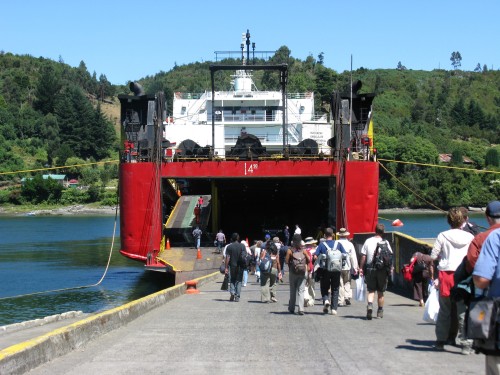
0, 204, 118, 216
0, 205, 486, 217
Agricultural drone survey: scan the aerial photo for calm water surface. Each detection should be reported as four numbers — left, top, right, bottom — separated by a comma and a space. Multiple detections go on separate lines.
0, 215, 170, 325
0, 212, 491, 325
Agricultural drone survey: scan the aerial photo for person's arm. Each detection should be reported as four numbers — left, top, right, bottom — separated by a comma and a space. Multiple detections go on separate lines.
285, 249, 292, 264
225, 252, 230, 274
303, 249, 310, 264
359, 255, 366, 275
473, 275, 491, 290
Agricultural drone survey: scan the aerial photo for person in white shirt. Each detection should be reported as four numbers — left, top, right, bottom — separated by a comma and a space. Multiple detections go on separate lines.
336, 228, 359, 306
294, 224, 301, 235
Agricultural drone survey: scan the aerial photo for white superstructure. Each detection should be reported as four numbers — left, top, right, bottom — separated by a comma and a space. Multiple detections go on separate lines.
166, 69, 329, 157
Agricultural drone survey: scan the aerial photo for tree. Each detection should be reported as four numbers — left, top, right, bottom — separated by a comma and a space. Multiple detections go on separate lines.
317, 52, 324, 65
397, 61, 407, 70
450, 51, 462, 69
34, 64, 62, 115
474, 63, 481, 72
485, 148, 499, 167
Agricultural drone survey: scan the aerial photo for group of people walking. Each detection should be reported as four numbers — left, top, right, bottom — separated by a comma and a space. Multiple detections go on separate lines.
222, 226, 362, 317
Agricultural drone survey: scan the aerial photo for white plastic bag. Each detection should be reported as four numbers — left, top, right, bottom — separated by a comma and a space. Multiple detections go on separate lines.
355, 275, 366, 302
304, 279, 316, 307
423, 286, 440, 323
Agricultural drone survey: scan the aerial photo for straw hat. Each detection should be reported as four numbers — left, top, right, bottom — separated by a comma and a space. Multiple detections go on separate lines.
304, 236, 317, 245
336, 228, 350, 237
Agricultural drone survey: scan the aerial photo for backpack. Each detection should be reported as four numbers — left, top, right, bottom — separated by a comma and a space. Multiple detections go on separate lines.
373, 240, 393, 271
325, 242, 342, 272
291, 249, 307, 275
259, 254, 272, 273
238, 245, 251, 269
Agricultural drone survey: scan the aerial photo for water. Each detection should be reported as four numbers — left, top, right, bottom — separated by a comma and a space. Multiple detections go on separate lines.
0, 211, 491, 326
0, 215, 171, 326
378, 211, 489, 238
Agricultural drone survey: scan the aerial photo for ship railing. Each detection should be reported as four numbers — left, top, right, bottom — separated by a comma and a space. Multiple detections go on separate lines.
287, 92, 313, 99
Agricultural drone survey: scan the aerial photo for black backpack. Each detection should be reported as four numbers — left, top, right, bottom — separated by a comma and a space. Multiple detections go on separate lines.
238, 245, 251, 269
373, 240, 393, 271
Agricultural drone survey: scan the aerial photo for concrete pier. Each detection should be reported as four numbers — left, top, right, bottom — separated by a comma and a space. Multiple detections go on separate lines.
1, 273, 484, 374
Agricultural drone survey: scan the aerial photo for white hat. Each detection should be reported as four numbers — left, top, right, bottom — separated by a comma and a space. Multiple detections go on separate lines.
336, 228, 350, 237
304, 236, 317, 245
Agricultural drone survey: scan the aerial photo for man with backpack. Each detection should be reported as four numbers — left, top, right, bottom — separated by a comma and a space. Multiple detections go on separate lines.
359, 223, 393, 320
224, 233, 246, 302
313, 227, 346, 316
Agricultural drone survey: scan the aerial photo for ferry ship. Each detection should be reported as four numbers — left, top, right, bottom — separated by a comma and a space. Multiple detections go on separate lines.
117, 31, 379, 280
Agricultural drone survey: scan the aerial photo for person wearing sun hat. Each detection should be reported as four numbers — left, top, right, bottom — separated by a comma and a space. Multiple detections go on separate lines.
336, 228, 359, 306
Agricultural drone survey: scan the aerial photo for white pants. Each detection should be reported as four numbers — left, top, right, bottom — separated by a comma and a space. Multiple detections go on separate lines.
339, 270, 352, 304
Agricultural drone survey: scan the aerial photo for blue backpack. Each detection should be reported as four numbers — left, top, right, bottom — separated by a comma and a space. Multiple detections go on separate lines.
259, 254, 272, 273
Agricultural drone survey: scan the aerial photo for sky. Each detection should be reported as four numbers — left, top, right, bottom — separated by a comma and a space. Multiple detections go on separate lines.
1, 0, 499, 85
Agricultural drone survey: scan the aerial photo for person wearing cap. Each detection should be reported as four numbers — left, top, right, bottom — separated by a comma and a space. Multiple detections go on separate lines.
466, 201, 500, 273
304, 236, 318, 307
336, 228, 359, 307
473, 203, 500, 371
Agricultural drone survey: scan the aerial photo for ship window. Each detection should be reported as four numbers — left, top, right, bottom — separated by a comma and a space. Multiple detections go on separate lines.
181, 106, 186, 115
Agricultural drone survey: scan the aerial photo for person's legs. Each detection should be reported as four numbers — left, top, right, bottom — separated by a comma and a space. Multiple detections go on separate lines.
243, 269, 248, 286
269, 270, 277, 301
288, 272, 298, 312
260, 272, 271, 302
338, 270, 347, 306
320, 271, 330, 306
330, 271, 341, 313
297, 275, 306, 314
435, 294, 452, 347
234, 268, 243, 301
456, 300, 473, 354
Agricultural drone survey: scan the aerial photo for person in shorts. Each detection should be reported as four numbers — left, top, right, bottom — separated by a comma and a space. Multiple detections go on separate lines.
359, 223, 393, 320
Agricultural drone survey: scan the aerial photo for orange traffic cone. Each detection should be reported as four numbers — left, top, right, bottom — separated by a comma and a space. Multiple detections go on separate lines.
196, 247, 202, 259
166, 238, 171, 250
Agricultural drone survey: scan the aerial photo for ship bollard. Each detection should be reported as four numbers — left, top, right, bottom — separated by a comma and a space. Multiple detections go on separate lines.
185, 280, 200, 294
196, 248, 202, 259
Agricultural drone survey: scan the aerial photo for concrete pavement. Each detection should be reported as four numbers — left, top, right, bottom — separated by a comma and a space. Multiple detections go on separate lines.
2, 273, 484, 374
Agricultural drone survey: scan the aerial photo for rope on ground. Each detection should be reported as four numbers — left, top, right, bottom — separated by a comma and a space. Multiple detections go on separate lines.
0, 198, 119, 301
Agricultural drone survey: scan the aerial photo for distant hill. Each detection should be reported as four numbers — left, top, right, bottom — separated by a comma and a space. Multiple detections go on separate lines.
1, 49, 499, 208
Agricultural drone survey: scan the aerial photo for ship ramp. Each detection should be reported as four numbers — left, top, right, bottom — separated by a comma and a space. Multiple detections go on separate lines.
163, 194, 211, 246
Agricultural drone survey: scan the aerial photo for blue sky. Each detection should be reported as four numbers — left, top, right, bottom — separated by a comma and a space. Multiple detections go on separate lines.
2, 0, 499, 85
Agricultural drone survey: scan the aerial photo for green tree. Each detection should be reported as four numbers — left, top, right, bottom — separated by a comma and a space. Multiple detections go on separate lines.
450, 51, 462, 69
485, 148, 499, 167
34, 64, 61, 115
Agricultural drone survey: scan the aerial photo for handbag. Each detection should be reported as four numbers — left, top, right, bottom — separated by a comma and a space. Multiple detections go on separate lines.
219, 262, 226, 274
221, 274, 229, 291
355, 275, 366, 302
402, 257, 417, 282
423, 285, 440, 323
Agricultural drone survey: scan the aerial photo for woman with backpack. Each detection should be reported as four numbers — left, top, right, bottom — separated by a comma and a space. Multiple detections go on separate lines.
285, 233, 311, 315
259, 241, 281, 303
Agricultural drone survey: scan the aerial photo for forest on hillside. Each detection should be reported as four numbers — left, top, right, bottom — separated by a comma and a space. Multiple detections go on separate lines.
0, 48, 499, 209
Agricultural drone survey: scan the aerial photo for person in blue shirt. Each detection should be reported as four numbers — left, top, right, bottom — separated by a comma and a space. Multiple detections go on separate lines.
473, 205, 500, 374
313, 227, 346, 315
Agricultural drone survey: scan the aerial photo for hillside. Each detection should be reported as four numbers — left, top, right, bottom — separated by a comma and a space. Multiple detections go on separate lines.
0, 50, 499, 209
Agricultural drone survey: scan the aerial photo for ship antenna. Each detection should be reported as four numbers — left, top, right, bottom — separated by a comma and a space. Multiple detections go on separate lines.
246, 29, 251, 64
349, 54, 353, 161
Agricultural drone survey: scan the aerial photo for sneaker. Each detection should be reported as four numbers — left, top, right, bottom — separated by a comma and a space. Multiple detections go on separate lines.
433, 341, 445, 351
298, 311, 304, 315
323, 300, 331, 314
367, 304, 373, 320
234, 297, 240, 302
461, 346, 473, 355
230, 294, 235, 302
377, 308, 384, 318
288, 308, 295, 314
242, 283, 247, 287
330, 309, 337, 316
271, 297, 278, 303
345, 299, 351, 306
